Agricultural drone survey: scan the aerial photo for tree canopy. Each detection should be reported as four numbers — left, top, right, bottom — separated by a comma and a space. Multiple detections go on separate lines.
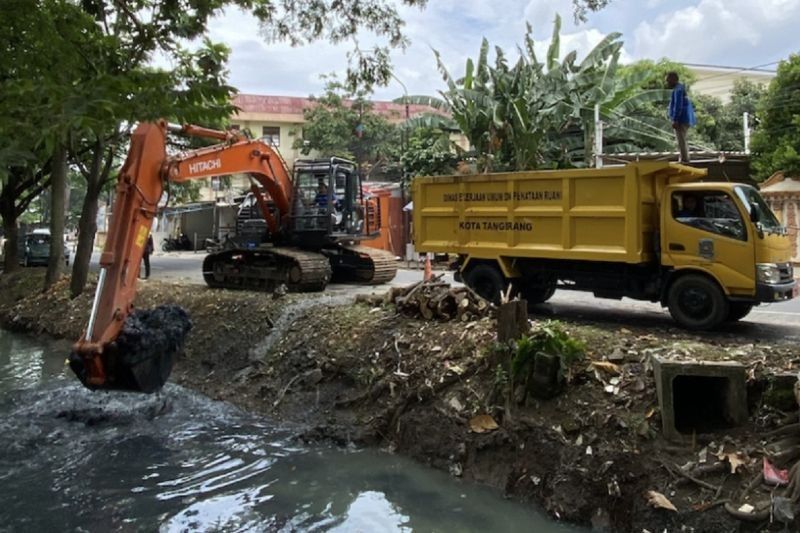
295, 81, 399, 175
751, 54, 800, 180
1, 0, 428, 288
572, 0, 613, 22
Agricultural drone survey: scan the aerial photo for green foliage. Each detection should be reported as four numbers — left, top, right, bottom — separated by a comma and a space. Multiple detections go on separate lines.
295, 80, 400, 171
493, 364, 509, 389
401, 127, 460, 177
691, 81, 764, 152
2, 0, 427, 208
617, 59, 696, 92
427, 17, 676, 171
512, 321, 585, 378
572, 0, 612, 22
751, 54, 800, 180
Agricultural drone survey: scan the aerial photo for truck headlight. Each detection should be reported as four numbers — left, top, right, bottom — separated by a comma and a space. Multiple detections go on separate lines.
756, 263, 781, 284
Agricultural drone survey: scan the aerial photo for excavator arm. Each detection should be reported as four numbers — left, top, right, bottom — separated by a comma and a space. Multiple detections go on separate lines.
70, 120, 294, 392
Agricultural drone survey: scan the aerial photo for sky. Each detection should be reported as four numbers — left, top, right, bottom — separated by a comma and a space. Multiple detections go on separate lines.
204, 0, 800, 101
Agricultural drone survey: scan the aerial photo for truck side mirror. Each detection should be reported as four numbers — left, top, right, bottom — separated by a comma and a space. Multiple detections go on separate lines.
749, 202, 759, 223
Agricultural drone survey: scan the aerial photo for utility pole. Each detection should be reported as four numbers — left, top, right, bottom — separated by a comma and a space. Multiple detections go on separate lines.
743, 112, 751, 154
594, 104, 604, 168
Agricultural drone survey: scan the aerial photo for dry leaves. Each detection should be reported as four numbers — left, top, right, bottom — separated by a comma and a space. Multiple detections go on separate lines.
716, 451, 747, 474
469, 414, 499, 433
646, 490, 677, 512
591, 360, 622, 375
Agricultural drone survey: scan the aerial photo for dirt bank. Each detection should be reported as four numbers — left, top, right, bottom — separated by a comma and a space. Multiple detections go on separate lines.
1, 269, 798, 532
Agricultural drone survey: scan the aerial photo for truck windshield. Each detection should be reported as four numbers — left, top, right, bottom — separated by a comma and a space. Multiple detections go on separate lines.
734, 186, 782, 233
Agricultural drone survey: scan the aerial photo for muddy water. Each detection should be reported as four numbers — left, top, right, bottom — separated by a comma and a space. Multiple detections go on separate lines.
0, 330, 582, 532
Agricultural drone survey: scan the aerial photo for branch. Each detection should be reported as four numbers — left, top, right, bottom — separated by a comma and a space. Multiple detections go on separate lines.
15, 178, 51, 216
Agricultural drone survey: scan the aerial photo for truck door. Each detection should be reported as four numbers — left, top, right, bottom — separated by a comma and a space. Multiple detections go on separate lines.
661, 187, 755, 296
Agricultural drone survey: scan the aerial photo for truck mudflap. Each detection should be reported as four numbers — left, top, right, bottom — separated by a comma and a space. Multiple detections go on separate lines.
756, 280, 797, 303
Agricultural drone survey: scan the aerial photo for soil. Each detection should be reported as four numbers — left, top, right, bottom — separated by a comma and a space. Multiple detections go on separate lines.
1, 268, 799, 532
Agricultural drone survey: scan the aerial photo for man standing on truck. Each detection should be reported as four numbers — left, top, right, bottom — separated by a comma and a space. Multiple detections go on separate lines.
665, 71, 697, 163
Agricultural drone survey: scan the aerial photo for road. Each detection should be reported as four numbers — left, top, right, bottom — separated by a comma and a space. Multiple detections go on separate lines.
94, 251, 800, 342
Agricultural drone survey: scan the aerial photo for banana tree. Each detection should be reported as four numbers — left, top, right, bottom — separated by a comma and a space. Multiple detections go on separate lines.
419, 15, 679, 171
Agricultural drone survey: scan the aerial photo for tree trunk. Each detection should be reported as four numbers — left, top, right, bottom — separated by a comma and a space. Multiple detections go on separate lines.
70, 136, 111, 298
44, 143, 67, 290
1, 204, 19, 273
70, 185, 99, 297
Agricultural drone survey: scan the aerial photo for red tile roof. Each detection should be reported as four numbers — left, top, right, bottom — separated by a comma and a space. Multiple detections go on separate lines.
232, 93, 445, 120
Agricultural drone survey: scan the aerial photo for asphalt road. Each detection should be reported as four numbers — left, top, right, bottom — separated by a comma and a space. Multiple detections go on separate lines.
94, 251, 800, 342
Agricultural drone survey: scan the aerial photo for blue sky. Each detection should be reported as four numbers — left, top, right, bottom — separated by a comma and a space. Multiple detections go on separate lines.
206, 0, 800, 100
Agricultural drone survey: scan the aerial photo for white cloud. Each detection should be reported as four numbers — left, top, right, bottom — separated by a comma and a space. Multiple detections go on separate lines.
633, 0, 800, 64
165, 0, 800, 102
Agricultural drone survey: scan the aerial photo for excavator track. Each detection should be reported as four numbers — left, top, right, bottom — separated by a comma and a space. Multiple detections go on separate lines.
329, 245, 398, 285
203, 247, 331, 292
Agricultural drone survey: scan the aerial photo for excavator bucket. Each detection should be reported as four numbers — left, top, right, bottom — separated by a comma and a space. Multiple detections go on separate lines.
69, 305, 192, 393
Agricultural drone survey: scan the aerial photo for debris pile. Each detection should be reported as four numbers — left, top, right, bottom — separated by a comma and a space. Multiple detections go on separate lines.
357, 275, 492, 321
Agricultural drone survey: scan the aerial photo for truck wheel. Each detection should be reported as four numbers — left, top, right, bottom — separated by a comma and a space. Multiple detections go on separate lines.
522, 285, 556, 304
464, 263, 506, 304
726, 302, 754, 322
667, 274, 729, 330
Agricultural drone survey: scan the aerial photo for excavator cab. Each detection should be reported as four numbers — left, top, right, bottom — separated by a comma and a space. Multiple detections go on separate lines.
290, 158, 366, 247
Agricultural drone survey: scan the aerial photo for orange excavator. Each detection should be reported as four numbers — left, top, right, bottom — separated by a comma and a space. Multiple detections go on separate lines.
69, 120, 397, 393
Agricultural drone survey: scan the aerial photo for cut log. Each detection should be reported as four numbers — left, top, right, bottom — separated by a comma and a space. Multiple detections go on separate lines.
419, 300, 435, 320
389, 276, 492, 321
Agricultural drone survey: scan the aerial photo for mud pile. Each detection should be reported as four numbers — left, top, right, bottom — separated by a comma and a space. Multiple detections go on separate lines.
69, 305, 192, 393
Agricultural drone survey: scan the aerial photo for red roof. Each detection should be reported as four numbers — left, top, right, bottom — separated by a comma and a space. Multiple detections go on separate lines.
232, 93, 445, 120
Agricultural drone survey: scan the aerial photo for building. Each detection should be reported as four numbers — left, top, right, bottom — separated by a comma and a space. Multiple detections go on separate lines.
685, 63, 776, 103
191, 93, 444, 202
759, 172, 800, 264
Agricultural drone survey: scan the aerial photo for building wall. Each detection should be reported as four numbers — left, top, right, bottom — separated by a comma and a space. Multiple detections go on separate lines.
765, 196, 800, 263
228, 118, 307, 167
686, 64, 775, 103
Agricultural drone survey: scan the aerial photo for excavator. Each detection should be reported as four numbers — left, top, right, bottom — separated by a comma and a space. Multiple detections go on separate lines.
69, 120, 397, 393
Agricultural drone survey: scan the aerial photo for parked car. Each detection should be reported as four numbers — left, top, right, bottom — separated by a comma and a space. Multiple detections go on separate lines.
19, 229, 70, 267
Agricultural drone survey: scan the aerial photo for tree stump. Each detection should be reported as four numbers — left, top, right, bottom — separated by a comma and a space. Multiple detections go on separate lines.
497, 299, 529, 343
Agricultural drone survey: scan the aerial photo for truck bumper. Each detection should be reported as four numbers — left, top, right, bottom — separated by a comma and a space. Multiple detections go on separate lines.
756, 280, 797, 303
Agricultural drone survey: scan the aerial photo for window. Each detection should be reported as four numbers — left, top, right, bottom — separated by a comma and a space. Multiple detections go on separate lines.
230, 124, 241, 131
262, 126, 280, 147
672, 191, 746, 241
734, 185, 783, 233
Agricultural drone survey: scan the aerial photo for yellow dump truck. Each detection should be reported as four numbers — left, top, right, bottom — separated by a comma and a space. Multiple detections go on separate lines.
412, 162, 797, 330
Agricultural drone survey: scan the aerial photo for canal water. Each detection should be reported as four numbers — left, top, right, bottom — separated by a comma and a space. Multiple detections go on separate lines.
0, 329, 581, 532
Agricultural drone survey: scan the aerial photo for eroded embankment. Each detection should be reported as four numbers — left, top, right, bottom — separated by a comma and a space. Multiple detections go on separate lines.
2, 269, 798, 532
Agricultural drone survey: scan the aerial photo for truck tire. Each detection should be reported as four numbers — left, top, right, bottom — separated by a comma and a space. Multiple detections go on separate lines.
667, 274, 729, 330
726, 302, 754, 322
522, 284, 556, 304
464, 263, 506, 304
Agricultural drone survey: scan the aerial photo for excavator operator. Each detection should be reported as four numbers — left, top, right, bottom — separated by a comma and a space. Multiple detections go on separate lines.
314, 182, 338, 208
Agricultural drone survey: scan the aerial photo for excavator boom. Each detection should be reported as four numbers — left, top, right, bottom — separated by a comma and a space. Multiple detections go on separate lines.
70, 121, 296, 392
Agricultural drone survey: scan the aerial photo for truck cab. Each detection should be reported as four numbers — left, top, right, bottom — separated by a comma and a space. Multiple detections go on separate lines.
661, 182, 795, 327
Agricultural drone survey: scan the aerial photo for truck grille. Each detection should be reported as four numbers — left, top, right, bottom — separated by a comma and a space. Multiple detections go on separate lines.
778, 262, 794, 283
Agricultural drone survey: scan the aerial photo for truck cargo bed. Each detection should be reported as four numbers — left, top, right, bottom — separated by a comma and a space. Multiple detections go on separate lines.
412, 162, 705, 264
